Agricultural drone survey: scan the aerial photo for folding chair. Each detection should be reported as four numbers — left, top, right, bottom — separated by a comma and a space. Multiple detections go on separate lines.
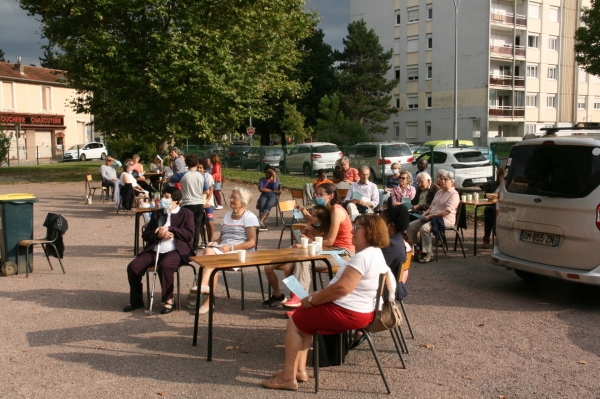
146, 262, 197, 311
220, 227, 265, 310
434, 202, 466, 261
277, 199, 304, 249
86, 174, 107, 203
17, 214, 67, 278
290, 188, 306, 206
313, 273, 392, 394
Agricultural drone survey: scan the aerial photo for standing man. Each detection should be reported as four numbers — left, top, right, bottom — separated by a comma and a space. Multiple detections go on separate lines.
339, 156, 360, 183
170, 147, 186, 174
344, 166, 379, 221
412, 159, 429, 188
100, 156, 122, 197
179, 154, 209, 252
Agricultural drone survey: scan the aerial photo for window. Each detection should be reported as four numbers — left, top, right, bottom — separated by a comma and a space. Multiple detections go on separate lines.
427, 64, 432, 79
526, 65, 538, 78
425, 121, 431, 137
526, 94, 537, 107
546, 95, 556, 108
395, 67, 400, 80
426, 34, 432, 50
395, 97, 400, 108
407, 36, 419, 53
528, 35, 539, 48
549, 36, 558, 51
579, 67, 587, 83
407, 7, 419, 23
394, 39, 400, 54
407, 67, 418, 81
528, 3, 540, 19
549, 6, 559, 22
578, 97, 586, 109
594, 98, 600, 110
406, 122, 418, 139
394, 122, 400, 138
548, 66, 557, 80
395, 11, 401, 25
427, 5, 433, 20
42, 86, 51, 111
407, 95, 418, 109
2, 82, 15, 110
526, 124, 536, 134
426, 93, 432, 109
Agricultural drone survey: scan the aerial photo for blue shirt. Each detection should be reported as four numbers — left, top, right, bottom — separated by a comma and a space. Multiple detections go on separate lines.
259, 177, 280, 197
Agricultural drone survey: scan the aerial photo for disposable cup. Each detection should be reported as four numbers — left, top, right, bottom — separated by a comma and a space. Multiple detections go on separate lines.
307, 244, 317, 256
314, 237, 323, 252
473, 192, 479, 201
237, 250, 247, 262
467, 194, 473, 201
461, 195, 467, 202
301, 237, 309, 248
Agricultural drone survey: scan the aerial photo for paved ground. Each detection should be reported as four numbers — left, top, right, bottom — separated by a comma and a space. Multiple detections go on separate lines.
1, 181, 599, 398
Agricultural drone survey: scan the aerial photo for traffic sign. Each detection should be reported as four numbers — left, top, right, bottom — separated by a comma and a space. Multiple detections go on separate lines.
247, 127, 255, 135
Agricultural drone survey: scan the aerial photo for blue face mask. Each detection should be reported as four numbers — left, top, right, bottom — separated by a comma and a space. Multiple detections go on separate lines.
160, 198, 172, 209
313, 221, 321, 227
315, 197, 326, 206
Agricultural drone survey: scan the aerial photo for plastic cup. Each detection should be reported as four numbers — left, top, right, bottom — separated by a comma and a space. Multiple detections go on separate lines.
307, 244, 317, 256
473, 192, 479, 201
237, 250, 247, 262
467, 194, 473, 201
301, 237, 309, 248
314, 237, 323, 252
461, 195, 467, 202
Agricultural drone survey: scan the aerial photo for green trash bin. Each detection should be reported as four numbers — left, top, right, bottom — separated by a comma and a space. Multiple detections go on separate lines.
0, 193, 39, 276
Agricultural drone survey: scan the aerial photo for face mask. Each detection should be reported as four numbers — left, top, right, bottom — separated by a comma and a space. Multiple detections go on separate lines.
315, 197, 326, 206
391, 169, 399, 175
160, 198, 172, 209
313, 221, 322, 227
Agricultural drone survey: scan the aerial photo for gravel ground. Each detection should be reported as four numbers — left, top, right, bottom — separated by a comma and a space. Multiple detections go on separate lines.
1, 181, 599, 398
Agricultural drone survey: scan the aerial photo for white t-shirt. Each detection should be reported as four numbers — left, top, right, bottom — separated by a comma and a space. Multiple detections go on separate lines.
153, 207, 180, 253
220, 211, 260, 251
330, 246, 392, 313
204, 173, 215, 207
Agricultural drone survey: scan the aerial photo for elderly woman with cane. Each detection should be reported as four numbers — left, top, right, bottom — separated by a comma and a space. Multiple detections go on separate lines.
123, 186, 195, 314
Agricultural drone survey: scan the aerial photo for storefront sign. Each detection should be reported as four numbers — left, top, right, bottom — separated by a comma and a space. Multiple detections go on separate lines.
0, 114, 64, 125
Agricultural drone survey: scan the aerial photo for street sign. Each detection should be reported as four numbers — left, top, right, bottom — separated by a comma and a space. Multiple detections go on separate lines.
246, 127, 255, 136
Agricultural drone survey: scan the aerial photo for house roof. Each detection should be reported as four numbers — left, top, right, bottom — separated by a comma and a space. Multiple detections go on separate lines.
0, 62, 68, 86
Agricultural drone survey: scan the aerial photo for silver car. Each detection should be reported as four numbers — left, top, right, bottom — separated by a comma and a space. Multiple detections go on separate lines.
347, 142, 414, 181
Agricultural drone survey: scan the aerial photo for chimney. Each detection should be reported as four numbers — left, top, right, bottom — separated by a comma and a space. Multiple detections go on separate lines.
14, 56, 25, 74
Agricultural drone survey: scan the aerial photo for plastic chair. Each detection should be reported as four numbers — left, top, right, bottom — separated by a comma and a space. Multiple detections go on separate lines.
86, 174, 107, 203
146, 262, 197, 311
313, 273, 392, 394
277, 200, 304, 248
17, 228, 66, 278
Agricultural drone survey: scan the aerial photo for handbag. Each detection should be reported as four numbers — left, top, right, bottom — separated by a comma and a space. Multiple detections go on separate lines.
367, 299, 403, 333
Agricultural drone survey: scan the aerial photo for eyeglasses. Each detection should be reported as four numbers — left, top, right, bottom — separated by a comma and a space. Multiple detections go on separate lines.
439, 178, 451, 181
352, 225, 364, 232
229, 196, 240, 200
399, 177, 408, 180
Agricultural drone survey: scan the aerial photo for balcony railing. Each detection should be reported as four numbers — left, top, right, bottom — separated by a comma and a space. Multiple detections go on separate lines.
490, 44, 526, 58
489, 105, 525, 117
490, 10, 527, 28
489, 75, 525, 87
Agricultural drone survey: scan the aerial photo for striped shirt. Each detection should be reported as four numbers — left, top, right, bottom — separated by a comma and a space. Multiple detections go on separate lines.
220, 211, 260, 251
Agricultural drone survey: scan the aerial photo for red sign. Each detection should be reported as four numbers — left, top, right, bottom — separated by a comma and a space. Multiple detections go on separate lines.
247, 127, 255, 135
0, 113, 64, 125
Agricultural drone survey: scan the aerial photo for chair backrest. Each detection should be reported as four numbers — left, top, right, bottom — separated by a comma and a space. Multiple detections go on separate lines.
291, 189, 305, 201
337, 188, 348, 199
86, 174, 93, 182
278, 199, 296, 213
454, 201, 466, 229
399, 251, 412, 284
362, 273, 387, 330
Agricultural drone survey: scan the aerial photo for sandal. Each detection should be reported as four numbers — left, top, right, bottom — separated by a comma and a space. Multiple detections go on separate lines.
161, 302, 176, 314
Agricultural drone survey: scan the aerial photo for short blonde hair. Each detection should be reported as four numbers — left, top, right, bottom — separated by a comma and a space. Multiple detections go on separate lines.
391, 162, 402, 170
232, 186, 252, 207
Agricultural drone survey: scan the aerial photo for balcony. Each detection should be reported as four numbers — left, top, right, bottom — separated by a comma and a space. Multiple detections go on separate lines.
489, 74, 525, 88
489, 105, 525, 118
490, 44, 526, 59
490, 10, 527, 28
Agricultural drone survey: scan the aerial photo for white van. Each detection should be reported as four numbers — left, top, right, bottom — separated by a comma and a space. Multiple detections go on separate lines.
492, 127, 600, 285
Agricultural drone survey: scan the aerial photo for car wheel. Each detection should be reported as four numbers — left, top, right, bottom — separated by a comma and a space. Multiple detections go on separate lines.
100, 152, 107, 160
303, 163, 312, 176
80, 154, 86, 161
514, 269, 538, 282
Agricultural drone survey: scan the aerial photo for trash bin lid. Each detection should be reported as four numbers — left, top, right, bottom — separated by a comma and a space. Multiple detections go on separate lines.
0, 193, 37, 201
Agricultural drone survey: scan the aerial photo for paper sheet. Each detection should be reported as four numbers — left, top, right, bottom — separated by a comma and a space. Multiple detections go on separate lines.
318, 250, 347, 268
283, 276, 309, 299
352, 191, 364, 200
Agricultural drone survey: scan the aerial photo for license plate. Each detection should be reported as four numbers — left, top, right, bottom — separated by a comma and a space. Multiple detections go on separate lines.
472, 177, 487, 183
520, 230, 560, 247
326, 164, 334, 168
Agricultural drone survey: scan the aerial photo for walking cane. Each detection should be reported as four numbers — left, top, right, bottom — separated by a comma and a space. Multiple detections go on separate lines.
148, 240, 161, 316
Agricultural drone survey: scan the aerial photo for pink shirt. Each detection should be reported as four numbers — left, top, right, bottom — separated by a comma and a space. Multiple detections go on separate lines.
391, 185, 416, 205
425, 188, 460, 226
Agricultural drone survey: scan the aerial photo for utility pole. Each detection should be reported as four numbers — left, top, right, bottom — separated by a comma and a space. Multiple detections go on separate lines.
452, 0, 462, 148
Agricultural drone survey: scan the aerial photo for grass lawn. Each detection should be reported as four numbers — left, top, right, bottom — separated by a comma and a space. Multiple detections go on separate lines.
0, 161, 107, 184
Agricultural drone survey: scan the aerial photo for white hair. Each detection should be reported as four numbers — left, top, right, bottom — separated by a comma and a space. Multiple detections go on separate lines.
439, 170, 455, 181
232, 186, 252, 207
417, 171, 432, 182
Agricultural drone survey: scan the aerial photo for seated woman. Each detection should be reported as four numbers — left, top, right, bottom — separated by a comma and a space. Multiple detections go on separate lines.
390, 170, 416, 206
121, 160, 149, 206
406, 170, 460, 263
124, 187, 194, 314
257, 166, 281, 231
410, 171, 438, 220
149, 155, 164, 191
381, 206, 412, 300
262, 205, 331, 307
382, 163, 401, 209
197, 186, 260, 314
261, 214, 396, 391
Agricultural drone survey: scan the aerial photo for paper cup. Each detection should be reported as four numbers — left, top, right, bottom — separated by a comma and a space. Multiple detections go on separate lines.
301, 237, 309, 249
237, 250, 247, 262
461, 195, 467, 202
307, 244, 317, 256
466, 194, 473, 201
314, 237, 323, 252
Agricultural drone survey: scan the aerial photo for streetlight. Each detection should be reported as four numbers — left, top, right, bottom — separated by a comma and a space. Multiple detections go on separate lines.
452, 0, 462, 148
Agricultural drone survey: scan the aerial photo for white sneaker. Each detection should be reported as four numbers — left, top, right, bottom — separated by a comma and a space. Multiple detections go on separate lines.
215, 205, 224, 210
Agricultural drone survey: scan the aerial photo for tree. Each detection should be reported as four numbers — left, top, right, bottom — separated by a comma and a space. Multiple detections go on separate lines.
335, 20, 398, 136
314, 94, 346, 143
0, 48, 5, 62
0, 125, 12, 166
575, 1, 600, 77
39, 42, 61, 69
19, 0, 316, 154
281, 100, 311, 144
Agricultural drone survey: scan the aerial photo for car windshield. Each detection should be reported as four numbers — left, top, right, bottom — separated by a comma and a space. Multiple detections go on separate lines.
312, 145, 339, 153
454, 151, 488, 162
382, 144, 412, 157
264, 148, 283, 156
505, 144, 600, 198
67, 145, 81, 150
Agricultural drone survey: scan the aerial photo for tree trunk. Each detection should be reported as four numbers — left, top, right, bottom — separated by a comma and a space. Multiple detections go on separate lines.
156, 139, 171, 158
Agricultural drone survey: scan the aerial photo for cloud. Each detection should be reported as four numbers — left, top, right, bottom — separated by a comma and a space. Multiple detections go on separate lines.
0, 1, 44, 65
306, 0, 349, 51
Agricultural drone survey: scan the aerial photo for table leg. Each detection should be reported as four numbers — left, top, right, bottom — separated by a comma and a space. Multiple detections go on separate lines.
192, 267, 203, 346
474, 205, 481, 256
207, 269, 218, 361
133, 212, 141, 256
311, 260, 317, 292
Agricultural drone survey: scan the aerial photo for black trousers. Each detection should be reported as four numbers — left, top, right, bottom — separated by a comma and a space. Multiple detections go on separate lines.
183, 204, 205, 250
127, 250, 182, 305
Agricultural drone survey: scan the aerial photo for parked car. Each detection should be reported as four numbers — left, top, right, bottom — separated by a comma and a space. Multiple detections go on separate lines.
224, 144, 252, 167
403, 148, 493, 189
413, 139, 475, 156
241, 147, 284, 171
345, 142, 414, 181
280, 142, 342, 175
63, 142, 107, 161
467, 146, 501, 168
493, 127, 600, 285
408, 142, 424, 153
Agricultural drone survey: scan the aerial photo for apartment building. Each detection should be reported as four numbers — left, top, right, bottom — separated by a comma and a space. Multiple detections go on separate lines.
350, 0, 600, 145
0, 59, 94, 161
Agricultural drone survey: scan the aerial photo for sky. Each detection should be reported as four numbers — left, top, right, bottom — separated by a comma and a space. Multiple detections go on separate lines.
0, 0, 350, 66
